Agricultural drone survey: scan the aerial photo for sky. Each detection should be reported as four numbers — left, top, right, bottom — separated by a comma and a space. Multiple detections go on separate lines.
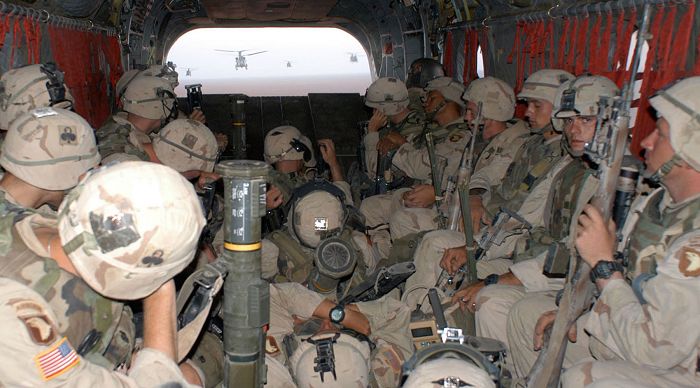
166, 27, 373, 96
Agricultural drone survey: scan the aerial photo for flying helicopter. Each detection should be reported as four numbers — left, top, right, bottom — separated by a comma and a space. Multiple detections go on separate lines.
214, 49, 267, 70
182, 67, 197, 76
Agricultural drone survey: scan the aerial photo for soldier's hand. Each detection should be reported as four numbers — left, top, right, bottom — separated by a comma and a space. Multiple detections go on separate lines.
533, 309, 578, 351
451, 281, 485, 313
266, 185, 284, 210
189, 108, 206, 123
440, 245, 468, 275
575, 204, 617, 267
196, 171, 221, 191
377, 131, 407, 156
368, 109, 388, 133
402, 184, 436, 208
214, 132, 229, 152
469, 195, 490, 234
317, 138, 339, 167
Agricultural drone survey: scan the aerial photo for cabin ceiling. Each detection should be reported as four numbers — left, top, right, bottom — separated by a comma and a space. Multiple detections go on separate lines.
199, 0, 339, 22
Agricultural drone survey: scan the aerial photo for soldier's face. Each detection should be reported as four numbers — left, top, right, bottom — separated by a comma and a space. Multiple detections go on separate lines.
423, 90, 444, 114
563, 115, 596, 155
641, 118, 675, 176
525, 98, 553, 130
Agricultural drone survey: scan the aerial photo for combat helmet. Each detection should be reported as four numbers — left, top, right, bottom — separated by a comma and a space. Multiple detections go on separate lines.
406, 58, 446, 89
365, 77, 410, 116
290, 331, 371, 388
400, 343, 499, 388
121, 75, 177, 121
518, 69, 575, 105
58, 161, 206, 300
0, 107, 100, 190
264, 125, 312, 164
425, 76, 467, 108
289, 189, 345, 248
552, 75, 619, 131
0, 63, 74, 130
647, 76, 700, 179
462, 77, 515, 121
153, 118, 219, 173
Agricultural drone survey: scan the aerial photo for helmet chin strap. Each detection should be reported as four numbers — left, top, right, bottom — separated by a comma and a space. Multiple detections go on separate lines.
644, 154, 684, 184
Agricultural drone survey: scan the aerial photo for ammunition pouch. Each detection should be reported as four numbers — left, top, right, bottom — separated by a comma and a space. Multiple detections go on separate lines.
542, 242, 570, 278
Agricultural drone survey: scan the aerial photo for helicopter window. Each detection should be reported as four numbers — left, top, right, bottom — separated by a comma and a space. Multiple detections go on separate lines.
476, 45, 485, 78
166, 27, 372, 97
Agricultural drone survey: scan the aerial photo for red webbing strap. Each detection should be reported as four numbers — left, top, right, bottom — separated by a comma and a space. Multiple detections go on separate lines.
10, 17, 21, 66
23, 18, 40, 64
546, 19, 555, 67
669, 1, 695, 74
0, 15, 8, 50
589, 12, 603, 73
565, 17, 579, 72
523, 22, 535, 80
630, 4, 664, 158
556, 18, 568, 68
657, 5, 676, 85
444, 31, 455, 77
537, 20, 546, 70
575, 15, 589, 74
508, 21, 522, 67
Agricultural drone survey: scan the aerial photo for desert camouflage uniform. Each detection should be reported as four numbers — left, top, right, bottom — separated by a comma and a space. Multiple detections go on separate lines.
267, 282, 413, 388
95, 113, 151, 162
0, 278, 189, 387
383, 119, 472, 240
363, 110, 426, 181
560, 189, 700, 387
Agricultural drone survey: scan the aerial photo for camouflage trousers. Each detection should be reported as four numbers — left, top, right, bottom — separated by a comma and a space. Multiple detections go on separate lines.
561, 360, 700, 388
506, 297, 592, 380
359, 189, 410, 229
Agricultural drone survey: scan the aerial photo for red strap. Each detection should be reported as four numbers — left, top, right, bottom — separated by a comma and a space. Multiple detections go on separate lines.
557, 18, 569, 68
588, 12, 603, 72
656, 5, 675, 86
10, 17, 21, 66
0, 15, 8, 50
599, 9, 613, 73
669, 1, 695, 73
565, 17, 579, 72
23, 18, 40, 63
547, 19, 555, 67
575, 16, 589, 74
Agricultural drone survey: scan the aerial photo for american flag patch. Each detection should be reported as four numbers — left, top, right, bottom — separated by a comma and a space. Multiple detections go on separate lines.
34, 337, 80, 380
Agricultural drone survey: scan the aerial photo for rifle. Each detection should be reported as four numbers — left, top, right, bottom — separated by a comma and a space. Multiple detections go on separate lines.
425, 130, 447, 228
339, 261, 416, 304
527, 5, 651, 387
474, 207, 532, 261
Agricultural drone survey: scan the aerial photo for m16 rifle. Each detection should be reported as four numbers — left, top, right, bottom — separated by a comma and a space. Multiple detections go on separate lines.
527, 5, 651, 387
425, 130, 448, 228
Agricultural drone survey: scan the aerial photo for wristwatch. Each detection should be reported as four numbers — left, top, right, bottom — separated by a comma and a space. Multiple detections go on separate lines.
589, 260, 624, 282
329, 304, 346, 324
484, 274, 499, 286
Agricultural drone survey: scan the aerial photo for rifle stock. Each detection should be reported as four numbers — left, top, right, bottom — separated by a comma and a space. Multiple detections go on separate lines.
527, 6, 651, 387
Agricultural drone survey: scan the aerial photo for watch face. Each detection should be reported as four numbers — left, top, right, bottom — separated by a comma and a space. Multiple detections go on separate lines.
330, 306, 344, 323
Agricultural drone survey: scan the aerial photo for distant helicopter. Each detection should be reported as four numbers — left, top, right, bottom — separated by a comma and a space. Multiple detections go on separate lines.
183, 67, 197, 76
214, 49, 267, 70
347, 52, 359, 62
285, 60, 292, 68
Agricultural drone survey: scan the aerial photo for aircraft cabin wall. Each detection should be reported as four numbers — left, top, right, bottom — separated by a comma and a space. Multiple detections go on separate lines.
1, 0, 699, 164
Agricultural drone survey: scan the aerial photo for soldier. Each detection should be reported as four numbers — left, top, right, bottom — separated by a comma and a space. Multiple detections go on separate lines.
400, 76, 530, 310
96, 75, 176, 161
387, 76, 471, 240
405, 57, 446, 114
0, 161, 206, 386
519, 76, 700, 387
454, 75, 618, 355
0, 107, 100, 213
0, 63, 74, 132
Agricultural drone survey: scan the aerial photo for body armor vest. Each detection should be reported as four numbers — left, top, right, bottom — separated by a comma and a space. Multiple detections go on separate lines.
95, 114, 150, 161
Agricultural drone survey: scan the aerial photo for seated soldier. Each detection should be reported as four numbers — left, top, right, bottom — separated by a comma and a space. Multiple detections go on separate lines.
0, 107, 100, 214
0, 161, 206, 385
96, 75, 177, 161
515, 76, 700, 388
405, 58, 446, 114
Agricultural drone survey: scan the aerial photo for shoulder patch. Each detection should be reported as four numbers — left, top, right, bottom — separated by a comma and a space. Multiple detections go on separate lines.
7, 297, 57, 345
678, 247, 700, 277
34, 337, 80, 381
449, 133, 464, 142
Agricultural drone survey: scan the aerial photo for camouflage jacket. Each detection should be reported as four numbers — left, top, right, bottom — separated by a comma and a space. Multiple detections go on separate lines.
95, 113, 150, 161
585, 189, 700, 378
0, 215, 134, 370
392, 119, 472, 190
363, 110, 426, 181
